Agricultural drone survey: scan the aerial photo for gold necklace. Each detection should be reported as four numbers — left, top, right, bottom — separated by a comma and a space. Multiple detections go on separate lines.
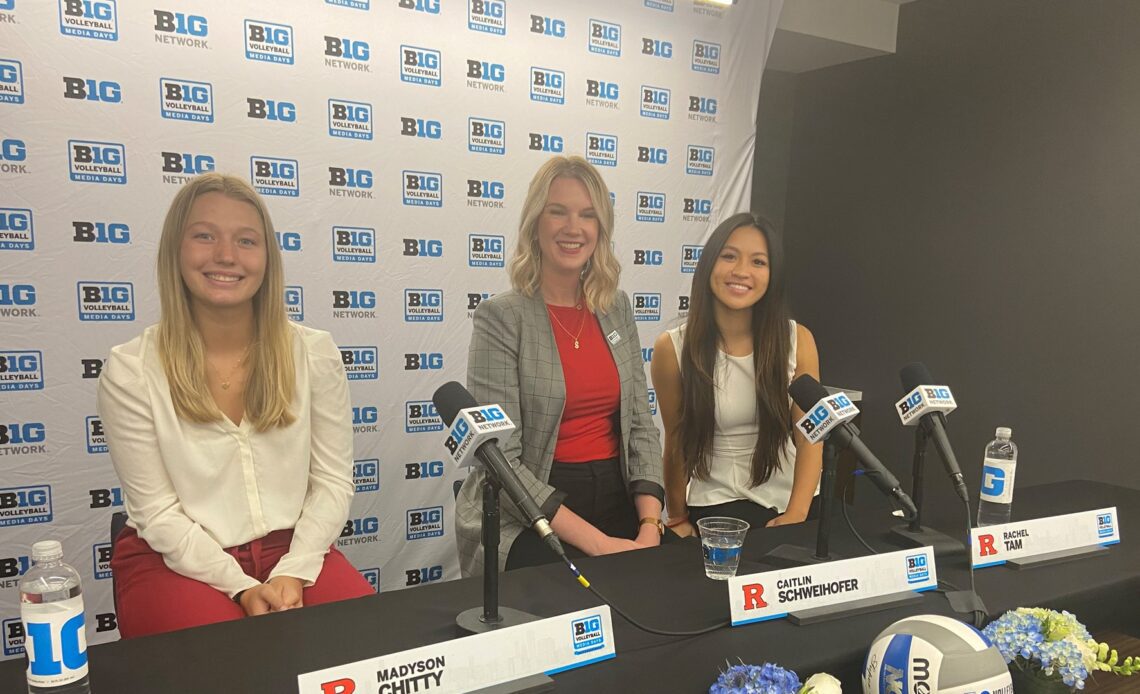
209, 344, 251, 390
548, 305, 587, 349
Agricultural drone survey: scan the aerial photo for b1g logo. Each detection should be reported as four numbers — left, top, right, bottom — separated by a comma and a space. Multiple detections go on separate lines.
528, 132, 563, 153
688, 94, 718, 122
0, 208, 33, 250
62, 76, 122, 103
468, 117, 506, 155
332, 226, 375, 263
400, 45, 441, 87
161, 152, 216, 185
3, 618, 24, 657
276, 231, 301, 252
338, 516, 379, 546
637, 145, 667, 165
0, 59, 23, 104
571, 615, 605, 655
352, 405, 378, 433
405, 460, 444, 479
402, 170, 442, 207
586, 132, 617, 167
59, 0, 118, 41
353, 459, 379, 493
588, 19, 621, 57
640, 85, 670, 120
468, 234, 504, 268
68, 140, 126, 184
403, 238, 443, 259
404, 289, 443, 322
0, 485, 52, 526
250, 156, 299, 197
686, 145, 714, 176
405, 400, 443, 433
633, 249, 663, 266
0, 137, 27, 175
88, 486, 123, 509
677, 295, 689, 316
585, 79, 619, 109
159, 78, 213, 122
329, 99, 372, 140
905, 553, 930, 583
85, 415, 106, 453
0, 350, 43, 391
647, 389, 658, 416
80, 357, 104, 380
529, 13, 565, 38
92, 542, 112, 579
324, 35, 371, 72
468, 0, 505, 35
641, 37, 672, 58
635, 191, 666, 223
406, 506, 444, 540
530, 67, 565, 105
153, 9, 209, 49
0, 283, 35, 318
404, 353, 443, 371
72, 220, 128, 245
1, 553, 31, 582
467, 292, 491, 313
405, 565, 443, 587
683, 197, 712, 222
244, 19, 294, 64
339, 345, 378, 380
692, 40, 721, 74
467, 180, 505, 208
328, 167, 374, 198
284, 285, 303, 322
399, 0, 437, 14
247, 97, 296, 123
466, 59, 505, 92
400, 116, 442, 140
632, 293, 661, 321
331, 289, 376, 319
681, 244, 703, 273
360, 568, 379, 593
77, 281, 134, 321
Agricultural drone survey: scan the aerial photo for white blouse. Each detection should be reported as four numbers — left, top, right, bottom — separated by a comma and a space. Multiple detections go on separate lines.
97, 322, 354, 598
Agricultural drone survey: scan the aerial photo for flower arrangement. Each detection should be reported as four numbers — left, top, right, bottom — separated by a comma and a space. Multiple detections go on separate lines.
983, 607, 1138, 691
709, 662, 841, 694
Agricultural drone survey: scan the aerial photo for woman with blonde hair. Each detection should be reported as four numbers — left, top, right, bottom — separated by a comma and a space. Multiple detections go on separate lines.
455, 155, 670, 575
99, 173, 372, 637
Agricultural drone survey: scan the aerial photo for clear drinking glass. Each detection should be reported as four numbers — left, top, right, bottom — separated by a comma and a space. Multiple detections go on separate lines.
697, 516, 749, 580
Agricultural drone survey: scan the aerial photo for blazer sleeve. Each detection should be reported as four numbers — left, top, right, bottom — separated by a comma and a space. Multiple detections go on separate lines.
617, 292, 665, 502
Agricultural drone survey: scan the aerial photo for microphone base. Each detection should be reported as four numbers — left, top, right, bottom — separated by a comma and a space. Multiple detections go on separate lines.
763, 543, 842, 568
457, 605, 543, 635
887, 524, 966, 558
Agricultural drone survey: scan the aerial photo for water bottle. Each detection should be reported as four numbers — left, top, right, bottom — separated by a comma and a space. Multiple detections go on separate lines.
977, 427, 1018, 527
19, 540, 91, 693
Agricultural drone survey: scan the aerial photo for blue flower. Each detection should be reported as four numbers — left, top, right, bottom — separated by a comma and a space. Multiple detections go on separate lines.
710, 662, 803, 694
983, 608, 1092, 689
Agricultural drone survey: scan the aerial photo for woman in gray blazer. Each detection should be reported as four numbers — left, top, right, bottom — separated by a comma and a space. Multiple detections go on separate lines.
456, 155, 667, 576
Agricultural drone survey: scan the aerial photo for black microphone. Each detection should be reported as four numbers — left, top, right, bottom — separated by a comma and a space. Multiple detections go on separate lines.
898, 363, 969, 502
432, 381, 566, 558
789, 375, 918, 521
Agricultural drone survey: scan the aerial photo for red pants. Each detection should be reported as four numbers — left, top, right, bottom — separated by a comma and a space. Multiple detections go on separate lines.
111, 527, 374, 639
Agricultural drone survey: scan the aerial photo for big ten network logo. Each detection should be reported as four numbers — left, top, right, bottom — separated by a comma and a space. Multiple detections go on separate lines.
1, 137, 27, 175
402, 170, 443, 207
159, 77, 213, 122
468, 0, 505, 35
692, 39, 721, 74
647, 388, 658, 416
404, 289, 443, 322
0, 485, 52, 526
404, 459, 444, 481
468, 234, 505, 268
635, 191, 666, 223
677, 294, 690, 318
645, 0, 674, 11
339, 346, 378, 380
404, 352, 443, 371
405, 564, 443, 587
640, 85, 670, 120
0, 420, 46, 456
467, 179, 504, 209
352, 404, 378, 433
0, 59, 23, 104
641, 36, 672, 59
329, 99, 372, 140
324, 34, 371, 72
586, 132, 617, 167
161, 151, 215, 185
632, 293, 661, 321
58, 0, 118, 41
331, 289, 376, 319
0, 207, 33, 250
571, 614, 605, 656
89, 485, 123, 509
405, 400, 443, 433
71, 220, 131, 246
247, 96, 296, 124
76, 281, 134, 321
681, 244, 703, 273
398, 0, 438, 14
85, 415, 107, 453
1, 552, 30, 590
400, 45, 441, 87
529, 13, 565, 38
338, 515, 380, 546
328, 165, 374, 199
406, 506, 444, 540
244, 19, 294, 64
353, 458, 379, 493
637, 144, 668, 166
403, 238, 443, 259
905, 553, 930, 584
588, 19, 621, 57
0, 350, 43, 391
466, 57, 505, 92
585, 78, 619, 110
633, 248, 663, 268
530, 67, 565, 105
0, 282, 36, 319
62, 76, 122, 104
467, 292, 491, 317
528, 132, 563, 153
284, 285, 303, 321
250, 156, 299, 197
332, 226, 375, 263
3, 617, 24, 657
360, 567, 379, 593
400, 115, 442, 141
68, 140, 126, 184
468, 117, 506, 155
686, 145, 714, 176
92, 541, 112, 580
683, 197, 712, 223
153, 9, 209, 49
80, 357, 104, 380
688, 94, 718, 123
276, 230, 301, 252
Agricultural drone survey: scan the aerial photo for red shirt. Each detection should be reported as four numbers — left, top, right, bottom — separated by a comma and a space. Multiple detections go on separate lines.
547, 304, 621, 462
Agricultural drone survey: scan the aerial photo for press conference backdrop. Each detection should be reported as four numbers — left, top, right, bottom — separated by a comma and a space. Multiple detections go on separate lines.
0, 0, 780, 655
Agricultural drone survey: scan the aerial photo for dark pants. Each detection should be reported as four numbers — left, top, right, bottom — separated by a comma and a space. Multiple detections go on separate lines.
688, 495, 822, 531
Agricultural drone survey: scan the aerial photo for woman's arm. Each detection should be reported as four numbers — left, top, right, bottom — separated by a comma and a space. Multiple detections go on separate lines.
650, 331, 695, 537
767, 323, 823, 527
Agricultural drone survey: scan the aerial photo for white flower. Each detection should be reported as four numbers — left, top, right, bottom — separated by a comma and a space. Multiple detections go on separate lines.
800, 672, 842, 694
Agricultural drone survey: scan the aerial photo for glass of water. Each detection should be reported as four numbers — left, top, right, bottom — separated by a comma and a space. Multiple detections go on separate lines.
697, 516, 750, 580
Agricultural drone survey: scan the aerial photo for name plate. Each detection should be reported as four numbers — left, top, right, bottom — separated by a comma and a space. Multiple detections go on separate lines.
728, 547, 937, 626
297, 606, 615, 693
971, 507, 1120, 568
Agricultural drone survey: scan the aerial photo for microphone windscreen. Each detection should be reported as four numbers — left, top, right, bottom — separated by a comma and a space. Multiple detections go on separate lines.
899, 362, 935, 391
432, 381, 478, 426
789, 373, 829, 413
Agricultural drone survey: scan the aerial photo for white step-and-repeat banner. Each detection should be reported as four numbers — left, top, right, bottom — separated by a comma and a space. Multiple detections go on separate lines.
0, 0, 780, 655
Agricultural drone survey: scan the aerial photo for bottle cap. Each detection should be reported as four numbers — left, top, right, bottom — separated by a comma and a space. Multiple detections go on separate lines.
31, 540, 63, 562
995, 427, 1012, 439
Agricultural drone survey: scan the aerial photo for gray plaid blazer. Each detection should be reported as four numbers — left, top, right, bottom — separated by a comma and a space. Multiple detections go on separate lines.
456, 289, 664, 576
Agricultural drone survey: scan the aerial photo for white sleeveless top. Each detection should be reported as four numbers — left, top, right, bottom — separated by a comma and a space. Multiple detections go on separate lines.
667, 321, 813, 512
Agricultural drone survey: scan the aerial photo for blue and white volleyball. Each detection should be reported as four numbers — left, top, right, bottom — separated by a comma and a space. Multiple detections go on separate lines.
862, 614, 1012, 694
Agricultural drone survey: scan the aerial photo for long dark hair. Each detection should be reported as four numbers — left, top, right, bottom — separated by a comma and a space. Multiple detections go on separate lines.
678, 212, 792, 486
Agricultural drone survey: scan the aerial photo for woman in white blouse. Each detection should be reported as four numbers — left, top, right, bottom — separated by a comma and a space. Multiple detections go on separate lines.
98, 173, 372, 638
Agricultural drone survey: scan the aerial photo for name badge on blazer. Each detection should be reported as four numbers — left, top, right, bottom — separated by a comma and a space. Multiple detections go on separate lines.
606, 330, 621, 345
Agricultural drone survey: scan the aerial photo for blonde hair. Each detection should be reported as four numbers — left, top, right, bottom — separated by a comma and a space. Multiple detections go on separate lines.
507, 155, 621, 313
156, 173, 295, 431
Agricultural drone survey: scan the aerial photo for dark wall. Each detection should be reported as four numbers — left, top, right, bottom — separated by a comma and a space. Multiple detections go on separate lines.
777, 0, 1140, 500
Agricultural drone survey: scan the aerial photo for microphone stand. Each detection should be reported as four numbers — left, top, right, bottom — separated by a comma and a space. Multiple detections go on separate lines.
765, 438, 842, 566
887, 426, 966, 557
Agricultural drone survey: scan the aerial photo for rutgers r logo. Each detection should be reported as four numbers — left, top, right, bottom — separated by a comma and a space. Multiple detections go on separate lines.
320, 679, 356, 694
977, 533, 997, 556
741, 583, 767, 610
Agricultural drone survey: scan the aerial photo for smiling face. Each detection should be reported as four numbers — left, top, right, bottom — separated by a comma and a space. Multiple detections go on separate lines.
178, 191, 267, 314
535, 176, 600, 281
709, 225, 770, 312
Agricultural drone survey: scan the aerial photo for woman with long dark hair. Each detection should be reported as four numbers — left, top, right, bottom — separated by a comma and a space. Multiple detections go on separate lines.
650, 213, 822, 537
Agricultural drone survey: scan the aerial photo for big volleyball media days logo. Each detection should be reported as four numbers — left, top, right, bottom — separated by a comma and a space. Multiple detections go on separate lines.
0, 485, 52, 527
402, 170, 443, 207
530, 66, 565, 105
640, 84, 670, 120
244, 19, 293, 64
76, 281, 134, 321
353, 458, 379, 493
332, 225, 375, 263
405, 400, 443, 433
632, 293, 661, 321
468, 234, 504, 268
692, 39, 722, 73
400, 44, 441, 86
58, 0, 118, 41
328, 98, 373, 140
250, 155, 299, 197
68, 140, 126, 184
686, 145, 714, 176
284, 285, 303, 321
0, 207, 33, 250
588, 19, 621, 57
0, 58, 23, 104
0, 350, 43, 391
159, 77, 213, 122
635, 191, 666, 223
586, 132, 617, 167
339, 345, 378, 380
468, 0, 505, 35
406, 505, 444, 540
85, 415, 107, 454
404, 289, 443, 322
468, 117, 506, 155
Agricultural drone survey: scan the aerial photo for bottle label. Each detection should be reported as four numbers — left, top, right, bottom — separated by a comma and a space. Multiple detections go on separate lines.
979, 457, 1016, 504
21, 594, 88, 686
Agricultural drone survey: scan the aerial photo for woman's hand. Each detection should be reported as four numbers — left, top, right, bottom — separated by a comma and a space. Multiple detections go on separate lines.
590, 535, 643, 556
268, 576, 304, 609
238, 576, 304, 616
669, 519, 697, 538
634, 523, 663, 548
765, 509, 808, 528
